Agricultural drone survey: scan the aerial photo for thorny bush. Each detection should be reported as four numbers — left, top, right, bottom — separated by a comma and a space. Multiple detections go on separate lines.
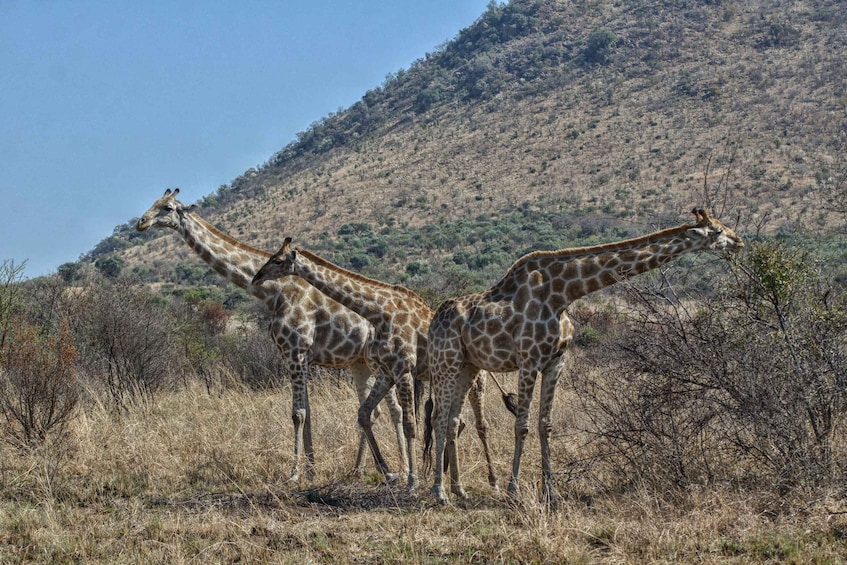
571, 241, 847, 493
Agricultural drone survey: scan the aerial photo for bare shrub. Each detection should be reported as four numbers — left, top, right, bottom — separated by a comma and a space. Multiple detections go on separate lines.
74, 277, 180, 409
0, 259, 26, 351
572, 242, 847, 493
0, 318, 80, 448
219, 315, 288, 390
171, 298, 231, 391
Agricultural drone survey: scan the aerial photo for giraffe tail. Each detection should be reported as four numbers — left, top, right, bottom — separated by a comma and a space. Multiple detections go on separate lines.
422, 386, 461, 476
422, 396, 434, 476
414, 377, 425, 426
502, 392, 519, 417
486, 371, 519, 417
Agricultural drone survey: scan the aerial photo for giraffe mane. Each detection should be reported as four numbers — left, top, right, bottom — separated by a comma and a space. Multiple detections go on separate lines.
503, 223, 694, 276
189, 213, 272, 259
297, 248, 430, 307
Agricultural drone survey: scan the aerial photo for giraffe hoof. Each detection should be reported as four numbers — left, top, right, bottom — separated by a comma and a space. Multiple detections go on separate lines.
406, 474, 418, 492
431, 486, 450, 505
384, 472, 401, 484
451, 485, 469, 500
543, 487, 562, 511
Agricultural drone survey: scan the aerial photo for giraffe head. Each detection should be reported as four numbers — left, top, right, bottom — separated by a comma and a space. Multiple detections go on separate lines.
252, 237, 296, 286
685, 208, 744, 253
136, 188, 196, 231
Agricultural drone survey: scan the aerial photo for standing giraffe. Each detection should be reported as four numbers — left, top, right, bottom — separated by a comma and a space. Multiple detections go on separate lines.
136, 188, 408, 482
426, 209, 744, 504
252, 237, 502, 493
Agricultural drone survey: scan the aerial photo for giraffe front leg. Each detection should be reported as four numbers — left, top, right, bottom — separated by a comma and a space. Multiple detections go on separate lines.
289, 374, 310, 483
357, 372, 394, 483
303, 385, 315, 481
383, 385, 408, 479
350, 364, 378, 477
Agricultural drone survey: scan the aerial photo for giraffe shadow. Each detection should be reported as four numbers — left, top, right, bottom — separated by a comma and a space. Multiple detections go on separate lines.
145, 478, 509, 515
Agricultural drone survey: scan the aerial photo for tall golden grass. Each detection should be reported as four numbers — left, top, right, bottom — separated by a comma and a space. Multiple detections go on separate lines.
2, 370, 846, 563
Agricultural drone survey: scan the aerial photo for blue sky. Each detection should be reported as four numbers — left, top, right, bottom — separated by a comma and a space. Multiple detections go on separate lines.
0, 1, 491, 278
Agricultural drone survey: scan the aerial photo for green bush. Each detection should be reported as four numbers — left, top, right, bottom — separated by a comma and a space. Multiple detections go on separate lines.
583, 29, 617, 65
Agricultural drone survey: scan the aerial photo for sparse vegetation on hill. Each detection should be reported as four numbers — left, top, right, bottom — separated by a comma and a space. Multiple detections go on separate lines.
76, 0, 845, 297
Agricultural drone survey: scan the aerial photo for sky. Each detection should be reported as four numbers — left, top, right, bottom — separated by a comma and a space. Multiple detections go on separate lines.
0, 0, 491, 278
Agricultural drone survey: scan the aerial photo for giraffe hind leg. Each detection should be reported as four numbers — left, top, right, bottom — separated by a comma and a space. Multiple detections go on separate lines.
538, 359, 565, 509
507, 366, 539, 498
468, 370, 498, 491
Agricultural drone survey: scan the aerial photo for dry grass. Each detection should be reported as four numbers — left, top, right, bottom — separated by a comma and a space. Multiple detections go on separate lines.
2, 377, 847, 563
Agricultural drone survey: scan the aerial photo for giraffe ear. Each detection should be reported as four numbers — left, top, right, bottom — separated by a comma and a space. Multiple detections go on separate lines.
691, 208, 712, 226
172, 188, 180, 197
274, 237, 293, 257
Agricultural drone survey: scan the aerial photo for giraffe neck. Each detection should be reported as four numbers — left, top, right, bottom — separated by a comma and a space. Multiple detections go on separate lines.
294, 249, 426, 325
177, 213, 279, 305
497, 224, 700, 307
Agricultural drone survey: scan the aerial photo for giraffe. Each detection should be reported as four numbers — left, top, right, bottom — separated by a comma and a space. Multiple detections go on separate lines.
426, 208, 744, 505
136, 188, 409, 482
251, 237, 502, 493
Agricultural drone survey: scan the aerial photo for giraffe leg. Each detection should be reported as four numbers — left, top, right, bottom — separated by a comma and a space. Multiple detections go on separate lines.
539, 358, 565, 508
468, 371, 498, 492
288, 371, 310, 483
350, 364, 377, 477
302, 381, 315, 481
394, 373, 418, 492
357, 372, 395, 482
507, 366, 539, 498
352, 365, 404, 482
430, 377, 451, 504
383, 384, 408, 479
447, 367, 473, 500
431, 366, 472, 503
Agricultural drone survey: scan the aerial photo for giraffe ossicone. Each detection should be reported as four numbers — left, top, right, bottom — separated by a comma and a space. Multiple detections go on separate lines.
425, 208, 744, 505
137, 188, 409, 483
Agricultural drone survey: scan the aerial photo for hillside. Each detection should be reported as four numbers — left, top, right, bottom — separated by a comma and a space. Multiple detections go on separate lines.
92, 0, 846, 297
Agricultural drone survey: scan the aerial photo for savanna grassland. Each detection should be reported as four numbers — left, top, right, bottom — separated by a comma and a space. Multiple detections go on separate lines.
3, 373, 847, 564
